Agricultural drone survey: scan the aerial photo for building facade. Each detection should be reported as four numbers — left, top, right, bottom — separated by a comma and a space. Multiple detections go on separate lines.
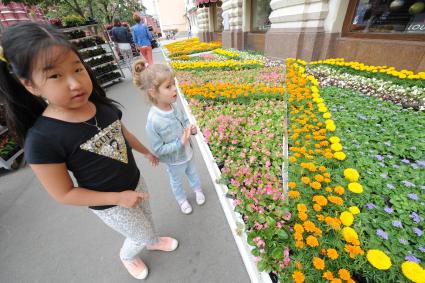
188, 0, 425, 72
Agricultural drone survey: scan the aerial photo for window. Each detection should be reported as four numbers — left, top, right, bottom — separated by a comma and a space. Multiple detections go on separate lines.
343, 0, 425, 40
251, 0, 272, 32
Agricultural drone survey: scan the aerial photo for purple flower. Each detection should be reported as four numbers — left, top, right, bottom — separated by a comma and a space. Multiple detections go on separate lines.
403, 181, 415, 188
399, 238, 408, 244
416, 160, 425, 167
384, 207, 394, 214
419, 246, 425, 253
405, 255, 420, 263
422, 185, 425, 191
413, 228, 423, 237
380, 173, 388, 179
411, 212, 422, 223
387, 183, 395, 189
393, 164, 400, 169
392, 220, 403, 228
377, 229, 389, 240
401, 159, 411, 164
408, 193, 419, 201
366, 203, 376, 209
375, 154, 384, 161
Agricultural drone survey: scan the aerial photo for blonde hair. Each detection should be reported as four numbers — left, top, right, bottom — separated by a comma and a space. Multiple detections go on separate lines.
132, 58, 174, 104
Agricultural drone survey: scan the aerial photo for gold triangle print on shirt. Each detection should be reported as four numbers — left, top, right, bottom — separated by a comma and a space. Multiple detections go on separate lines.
80, 120, 128, 164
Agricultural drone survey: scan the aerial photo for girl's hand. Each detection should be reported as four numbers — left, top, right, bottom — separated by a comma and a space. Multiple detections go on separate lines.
145, 152, 159, 166
180, 128, 191, 145
190, 124, 197, 135
117, 190, 149, 208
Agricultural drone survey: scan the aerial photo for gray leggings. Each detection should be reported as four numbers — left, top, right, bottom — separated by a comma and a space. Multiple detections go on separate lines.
91, 176, 159, 261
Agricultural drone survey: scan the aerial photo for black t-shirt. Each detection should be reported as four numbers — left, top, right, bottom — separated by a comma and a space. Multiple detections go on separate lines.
24, 102, 140, 210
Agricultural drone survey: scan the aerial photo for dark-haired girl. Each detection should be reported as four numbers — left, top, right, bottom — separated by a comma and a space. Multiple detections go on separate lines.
0, 22, 177, 280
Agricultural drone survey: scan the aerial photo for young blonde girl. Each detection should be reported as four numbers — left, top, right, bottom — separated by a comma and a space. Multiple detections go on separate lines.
132, 59, 206, 214
0, 22, 177, 280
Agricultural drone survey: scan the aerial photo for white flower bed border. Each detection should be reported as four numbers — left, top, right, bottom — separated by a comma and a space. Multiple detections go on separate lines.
161, 46, 273, 283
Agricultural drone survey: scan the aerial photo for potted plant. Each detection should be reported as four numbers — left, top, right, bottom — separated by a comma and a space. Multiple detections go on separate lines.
63, 15, 85, 27
49, 17, 63, 28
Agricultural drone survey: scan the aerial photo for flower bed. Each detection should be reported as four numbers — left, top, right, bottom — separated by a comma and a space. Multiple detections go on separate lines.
163, 37, 221, 57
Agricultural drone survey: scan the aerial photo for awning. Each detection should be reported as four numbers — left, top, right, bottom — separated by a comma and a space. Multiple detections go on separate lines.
195, 0, 219, 6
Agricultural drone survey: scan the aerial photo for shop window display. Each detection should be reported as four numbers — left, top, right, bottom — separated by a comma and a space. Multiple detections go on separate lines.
351, 0, 425, 33
252, 0, 272, 31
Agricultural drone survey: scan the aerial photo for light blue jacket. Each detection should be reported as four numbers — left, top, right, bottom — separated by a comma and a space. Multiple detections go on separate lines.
146, 104, 192, 164
132, 23, 152, 47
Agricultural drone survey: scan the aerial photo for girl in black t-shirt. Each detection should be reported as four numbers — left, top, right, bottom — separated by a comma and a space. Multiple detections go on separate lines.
0, 22, 177, 280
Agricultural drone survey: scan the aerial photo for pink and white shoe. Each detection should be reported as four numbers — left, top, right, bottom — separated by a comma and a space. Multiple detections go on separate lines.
121, 257, 148, 280
146, 237, 179, 252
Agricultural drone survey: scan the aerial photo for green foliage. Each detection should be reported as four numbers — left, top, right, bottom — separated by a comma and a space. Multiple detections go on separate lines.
63, 14, 85, 27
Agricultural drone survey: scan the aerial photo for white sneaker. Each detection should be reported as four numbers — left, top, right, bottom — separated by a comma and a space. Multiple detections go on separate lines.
195, 191, 206, 205
179, 200, 192, 214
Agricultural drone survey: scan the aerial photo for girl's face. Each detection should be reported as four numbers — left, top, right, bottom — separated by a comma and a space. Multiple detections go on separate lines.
152, 77, 177, 108
22, 45, 93, 111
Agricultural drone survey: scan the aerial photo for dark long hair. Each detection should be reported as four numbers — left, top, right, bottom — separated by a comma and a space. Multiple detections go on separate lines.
0, 22, 118, 146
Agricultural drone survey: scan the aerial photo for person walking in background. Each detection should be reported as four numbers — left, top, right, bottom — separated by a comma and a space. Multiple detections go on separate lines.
132, 58, 206, 215
111, 18, 134, 70
132, 13, 153, 66
0, 22, 178, 280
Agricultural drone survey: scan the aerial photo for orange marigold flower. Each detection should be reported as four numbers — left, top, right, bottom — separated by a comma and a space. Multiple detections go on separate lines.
313, 195, 328, 206
334, 186, 345, 195
325, 217, 342, 230
294, 223, 304, 233
306, 235, 319, 247
310, 181, 322, 190
345, 244, 365, 258
297, 203, 307, 212
313, 257, 325, 270
331, 279, 342, 283
328, 196, 344, 205
288, 182, 297, 189
289, 156, 297, 163
317, 214, 325, 221
296, 240, 305, 249
289, 190, 300, 199
319, 165, 327, 172
315, 174, 325, 182
338, 269, 351, 281
327, 248, 339, 260
295, 261, 303, 270
294, 232, 303, 241
303, 220, 316, 232
323, 270, 334, 281
299, 212, 308, 221
313, 204, 322, 212
301, 176, 311, 184
292, 271, 305, 283
325, 187, 333, 193
321, 249, 327, 255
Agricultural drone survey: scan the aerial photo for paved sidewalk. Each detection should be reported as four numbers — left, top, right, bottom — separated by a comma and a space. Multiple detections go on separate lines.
0, 48, 250, 283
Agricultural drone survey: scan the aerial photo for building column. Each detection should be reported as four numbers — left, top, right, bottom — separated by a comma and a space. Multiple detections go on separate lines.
221, 0, 244, 49
196, 7, 211, 41
265, 0, 348, 61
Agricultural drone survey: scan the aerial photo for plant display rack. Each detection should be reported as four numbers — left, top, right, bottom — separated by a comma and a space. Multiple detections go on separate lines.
0, 124, 23, 170
62, 23, 125, 88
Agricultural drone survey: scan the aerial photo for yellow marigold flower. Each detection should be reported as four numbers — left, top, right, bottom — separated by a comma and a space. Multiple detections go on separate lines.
323, 271, 334, 280
292, 271, 305, 283
366, 249, 392, 270
334, 151, 346, 160
310, 181, 322, 190
315, 174, 325, 182
342, 227, 359, 243
313, 257, 325, 270
327, 248, 339, 260
338, 269, 351, 281
289, 156, 297, 162
340, 211, 354, 226
329, 136, 340, 143
306, 235, 319, 247
348, 182, 364, 194
326, 123, 336, 131
331, 143, 343, 151
289, 190, 300, 198
331, 279, 342, 283
288, 182, 297, 189
349, 206, 360, 215
401, 261, 425, 283
344, 168, 360, 182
